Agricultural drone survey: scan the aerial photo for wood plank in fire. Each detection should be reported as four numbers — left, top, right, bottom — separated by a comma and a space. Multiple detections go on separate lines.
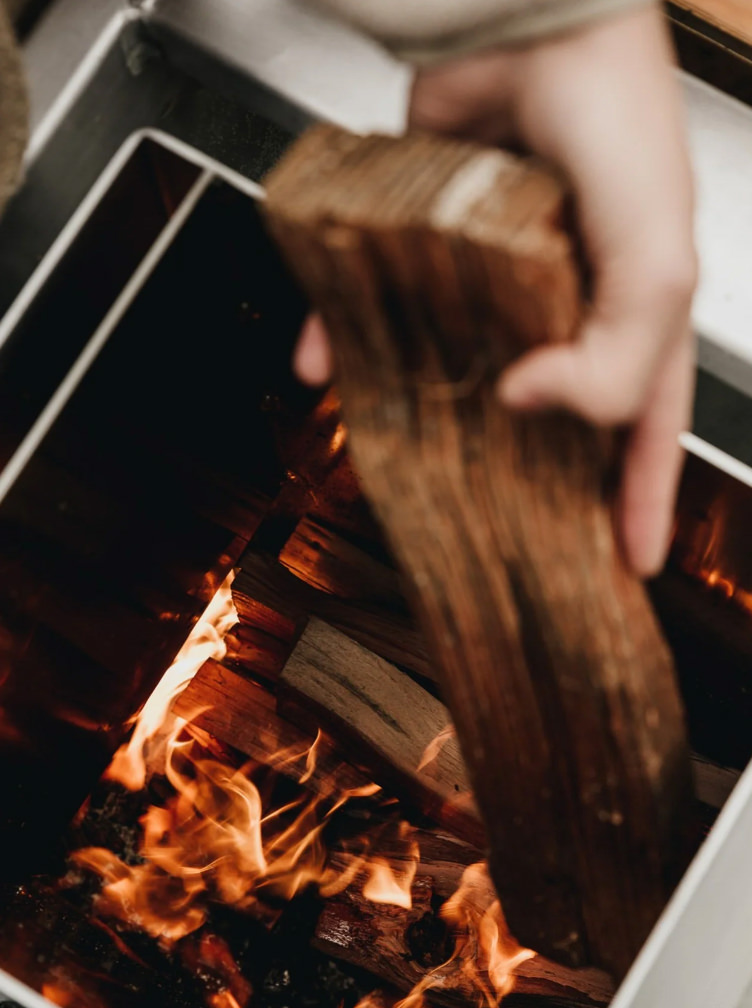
672, 0, 752, 46
315, 859, 615, 1008
278, 619, 483, 849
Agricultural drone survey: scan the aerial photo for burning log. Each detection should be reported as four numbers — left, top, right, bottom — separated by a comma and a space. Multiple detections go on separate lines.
314, 861, 614, 1008
175, 642, 616, 1006
151, 598, 727, 1008
175, 659, 373, 798
183, 611, 730, 830
279, 517, 407, 616
262, 126, 694, 977
224, 594, 298, 684
277, 619, 481, 848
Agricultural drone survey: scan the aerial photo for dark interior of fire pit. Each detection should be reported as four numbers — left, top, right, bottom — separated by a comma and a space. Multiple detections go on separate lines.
0, 138, 311, 878
0, 136, 750, 1008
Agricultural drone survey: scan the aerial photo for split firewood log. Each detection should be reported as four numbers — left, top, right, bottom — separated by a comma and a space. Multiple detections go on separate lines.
262, 125, 694, 977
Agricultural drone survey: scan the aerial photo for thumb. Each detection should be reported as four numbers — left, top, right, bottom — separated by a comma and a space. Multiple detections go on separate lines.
294, 313, 332, 387
497, 320, 659, 427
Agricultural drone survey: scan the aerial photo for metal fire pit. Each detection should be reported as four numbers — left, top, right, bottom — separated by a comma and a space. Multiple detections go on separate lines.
2, 2, 752, 1007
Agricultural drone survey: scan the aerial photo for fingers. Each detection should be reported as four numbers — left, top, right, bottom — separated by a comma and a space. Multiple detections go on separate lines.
293, 313, 332, 386
493, 6, 697, 579
497, 256, 696, 577
497, 324, 657, 424
497, 258, 696, 425
617, 333, 695, 577
499, 326, 695, 578
409, 49, 519, 145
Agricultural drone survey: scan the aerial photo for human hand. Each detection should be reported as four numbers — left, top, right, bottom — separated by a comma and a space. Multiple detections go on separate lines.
294, 3, 698, 578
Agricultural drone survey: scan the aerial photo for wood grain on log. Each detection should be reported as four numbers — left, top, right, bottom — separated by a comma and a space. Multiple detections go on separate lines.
224, 593, 297, 684
673, 0, 752, 44
262, 126, 693, 976
315, 859, 615, 1008
280, 517, 406, 615
174, 659, 372, 798
279, 619, 483, 848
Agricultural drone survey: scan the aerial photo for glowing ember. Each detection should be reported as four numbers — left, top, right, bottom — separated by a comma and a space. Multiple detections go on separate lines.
42, 985, 75, 1008
210, 995, 243, 1008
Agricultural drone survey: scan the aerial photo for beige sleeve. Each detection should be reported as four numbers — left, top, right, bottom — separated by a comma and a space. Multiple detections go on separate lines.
0, 1, 27, 217
307, 0, 653, 64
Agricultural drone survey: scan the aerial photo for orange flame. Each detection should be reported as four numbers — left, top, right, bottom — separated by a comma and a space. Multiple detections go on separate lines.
76, 734, 410, 944
362, 823, 419, 909
443, 864, 535, 1002
379, 863, 535, 1008
106, 573, 238, 790
72, 575, 533, 1007
75, 578, 419, 946
677, 501, 752, 617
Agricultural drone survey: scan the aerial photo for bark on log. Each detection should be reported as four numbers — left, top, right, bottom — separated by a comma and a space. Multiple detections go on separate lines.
262, 125, 694, 976
315, 859, 615, 1008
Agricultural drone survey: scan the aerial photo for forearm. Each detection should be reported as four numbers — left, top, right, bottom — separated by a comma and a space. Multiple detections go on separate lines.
304, 0, 654, 63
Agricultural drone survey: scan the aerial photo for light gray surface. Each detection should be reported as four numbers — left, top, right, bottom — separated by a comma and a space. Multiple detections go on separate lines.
23, 0, 131, 139
143, 0, 412, 136
740, 980, 752, 1008
685, 74, 752, 397
612, 751, 752, 1008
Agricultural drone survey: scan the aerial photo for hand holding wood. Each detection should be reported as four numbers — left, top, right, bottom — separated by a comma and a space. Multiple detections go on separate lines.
262, 124, 693, 979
